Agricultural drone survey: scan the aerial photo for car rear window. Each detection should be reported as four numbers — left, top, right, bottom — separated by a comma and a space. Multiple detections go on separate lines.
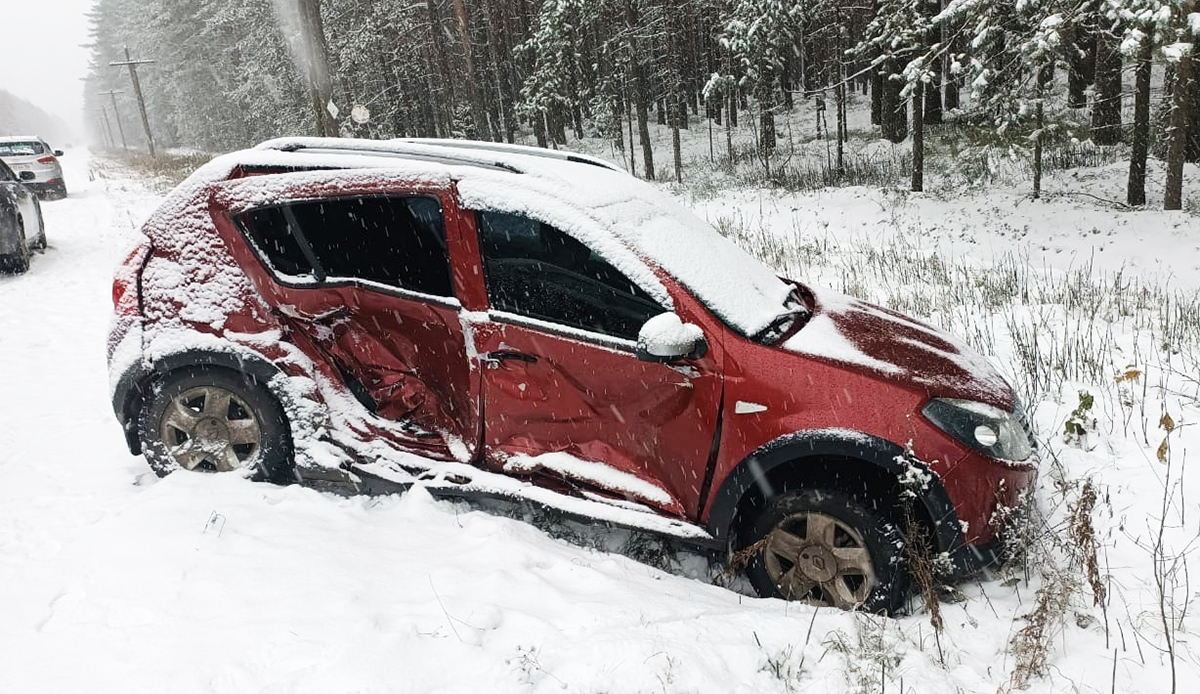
236, 195, 453, 298
236, 206, 314, 278
0, 141, 46, 156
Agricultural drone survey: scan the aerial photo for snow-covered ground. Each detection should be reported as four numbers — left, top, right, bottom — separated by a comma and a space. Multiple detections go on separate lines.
1, 151, 1196, 693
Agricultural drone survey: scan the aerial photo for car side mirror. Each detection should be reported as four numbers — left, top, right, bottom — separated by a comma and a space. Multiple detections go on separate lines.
18, 171, 35, 182
636, 312, 707, 363
53, 150, 64, 157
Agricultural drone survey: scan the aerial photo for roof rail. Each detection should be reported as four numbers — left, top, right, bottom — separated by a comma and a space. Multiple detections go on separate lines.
391, 138, 623, 172
255, 137, 525, 174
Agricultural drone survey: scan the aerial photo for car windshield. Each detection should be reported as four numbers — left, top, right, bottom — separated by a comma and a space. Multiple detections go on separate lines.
0, 141, 46, 156
594, 187, 799, 340
457, 165, 798, 340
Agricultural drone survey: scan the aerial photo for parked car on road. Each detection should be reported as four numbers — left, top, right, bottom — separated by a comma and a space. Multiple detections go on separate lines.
107, 138, 1037, 613
0, 158, 46, 273
0, 136, 67, 200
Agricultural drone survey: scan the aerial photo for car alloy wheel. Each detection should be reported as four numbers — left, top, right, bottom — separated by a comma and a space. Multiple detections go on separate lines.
158, 385, 263, 472
139, 366, 293, 482
743, 488, 907, 614
761, 509, 875, 609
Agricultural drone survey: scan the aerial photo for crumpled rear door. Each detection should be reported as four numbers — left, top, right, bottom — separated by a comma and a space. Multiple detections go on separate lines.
209, 171, 480, 460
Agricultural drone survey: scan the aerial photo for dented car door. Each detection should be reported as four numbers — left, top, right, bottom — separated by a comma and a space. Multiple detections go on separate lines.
210, 174, 480, 459
463, 208, 724, 518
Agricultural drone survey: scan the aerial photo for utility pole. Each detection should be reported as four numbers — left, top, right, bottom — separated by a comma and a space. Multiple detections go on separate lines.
95, 108, 115, 149
97, 89, 129, 151
110, 46, 157, 157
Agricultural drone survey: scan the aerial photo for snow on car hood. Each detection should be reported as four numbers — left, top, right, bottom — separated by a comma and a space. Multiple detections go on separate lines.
785, 286, 1014, 407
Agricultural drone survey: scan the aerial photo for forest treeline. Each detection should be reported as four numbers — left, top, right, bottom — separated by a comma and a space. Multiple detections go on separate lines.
84, 0, 1200, 207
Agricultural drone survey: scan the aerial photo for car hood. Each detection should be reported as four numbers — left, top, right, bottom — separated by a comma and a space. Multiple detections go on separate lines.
782, 285, 1014, 409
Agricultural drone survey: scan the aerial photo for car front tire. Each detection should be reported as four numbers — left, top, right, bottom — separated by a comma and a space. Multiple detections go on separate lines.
741, 488, 908, 614
139, 366, 294, 483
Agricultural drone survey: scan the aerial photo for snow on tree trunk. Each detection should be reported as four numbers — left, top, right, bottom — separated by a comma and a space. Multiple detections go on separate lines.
1165, 41, 1195, 210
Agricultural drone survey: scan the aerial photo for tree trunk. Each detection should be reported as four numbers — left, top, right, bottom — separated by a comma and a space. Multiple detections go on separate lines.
1034, 65, 1050, 198
836, 24, 846, 175
534, 112, 548, 148
923, 0, 943, 124
450, 0, 494, 140
871, 68, 882, 125
625, 0, 654, 180
547, 105, 567, 145
880, 62, 907, 143
1092, 19, 1122, 145
1068, 18, 1096, 108
1128, 34, 1153, 206
1165, 40, 1195, 210
426, 0, 457, 137
1188, 59, 1200, 162
756, 75, 776, 159
944, 74, 959, 110
924, 71, 943, 125
482, 0, 515, 142
912, 81, 924, 192
297, 0, 338, 137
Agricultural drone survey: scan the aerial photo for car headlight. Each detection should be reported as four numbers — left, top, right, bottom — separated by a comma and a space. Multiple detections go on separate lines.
922, 398, 1033, 462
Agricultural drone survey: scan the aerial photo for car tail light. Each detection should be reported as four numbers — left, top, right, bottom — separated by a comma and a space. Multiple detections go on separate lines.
113, 240, 151, 315
37, 156, 57, 165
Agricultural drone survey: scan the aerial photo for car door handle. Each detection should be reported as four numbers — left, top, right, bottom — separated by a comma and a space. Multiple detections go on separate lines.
481, 350, 538, 369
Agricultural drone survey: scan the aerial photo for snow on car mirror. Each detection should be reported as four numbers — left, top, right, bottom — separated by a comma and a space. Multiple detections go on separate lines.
637, 312, 706, 363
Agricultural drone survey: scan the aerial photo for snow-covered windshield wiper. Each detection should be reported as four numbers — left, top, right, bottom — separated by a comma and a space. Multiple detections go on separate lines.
752, 292, 812, 345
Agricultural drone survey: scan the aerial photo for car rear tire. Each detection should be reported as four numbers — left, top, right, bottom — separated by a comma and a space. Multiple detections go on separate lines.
139, 366, 294, 483
1, 220, 30, 275
741, 489, 908, 614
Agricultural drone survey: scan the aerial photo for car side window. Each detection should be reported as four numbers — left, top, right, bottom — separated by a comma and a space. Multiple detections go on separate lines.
236, 195, 454, 298
0, 162, 13, 182
236, 206, 316, 278
478, 211, 663, 340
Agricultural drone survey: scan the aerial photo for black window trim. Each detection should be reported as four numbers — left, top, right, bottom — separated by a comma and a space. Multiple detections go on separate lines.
232, 193, 461, 309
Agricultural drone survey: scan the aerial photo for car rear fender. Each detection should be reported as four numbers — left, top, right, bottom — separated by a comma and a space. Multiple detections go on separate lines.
111, 348, 284, 455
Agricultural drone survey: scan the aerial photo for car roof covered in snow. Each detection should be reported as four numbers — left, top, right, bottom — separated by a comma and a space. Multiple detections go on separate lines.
171, 137, 795, 337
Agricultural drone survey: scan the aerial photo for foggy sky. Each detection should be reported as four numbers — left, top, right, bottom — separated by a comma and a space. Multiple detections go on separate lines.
0, 0, 99, 135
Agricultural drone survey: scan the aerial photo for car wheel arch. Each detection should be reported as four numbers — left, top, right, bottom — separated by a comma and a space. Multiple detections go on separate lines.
705, 429, 962, 557
113, 349, 289, 455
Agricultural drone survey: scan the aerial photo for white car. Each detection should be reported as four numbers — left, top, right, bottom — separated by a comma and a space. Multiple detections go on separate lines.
0, 136, 67, 200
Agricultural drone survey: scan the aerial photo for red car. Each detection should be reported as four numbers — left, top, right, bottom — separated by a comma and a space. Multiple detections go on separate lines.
108, 138, 1036, 613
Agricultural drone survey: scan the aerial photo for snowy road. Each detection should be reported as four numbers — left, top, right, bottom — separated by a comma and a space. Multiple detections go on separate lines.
0, 156, 836, 693
1, 155, 1194, 694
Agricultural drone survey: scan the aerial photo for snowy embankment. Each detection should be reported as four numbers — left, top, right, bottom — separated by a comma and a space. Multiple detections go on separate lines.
1, 153, 1196, 693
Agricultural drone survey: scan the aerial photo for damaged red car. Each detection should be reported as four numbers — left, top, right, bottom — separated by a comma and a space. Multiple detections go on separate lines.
107, 137, 1037, 614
